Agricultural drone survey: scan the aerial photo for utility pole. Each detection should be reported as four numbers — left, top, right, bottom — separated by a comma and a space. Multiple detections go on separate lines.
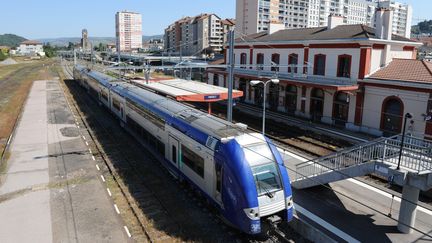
90, 42, 94, 66
116, 37, 121, 80
145, 61, 150, 84
73, 49, 77, 66
227, 28, 235, 122
179, 41, 183, 79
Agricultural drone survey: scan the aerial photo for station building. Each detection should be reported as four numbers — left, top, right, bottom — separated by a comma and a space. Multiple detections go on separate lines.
206, 10, 432, 138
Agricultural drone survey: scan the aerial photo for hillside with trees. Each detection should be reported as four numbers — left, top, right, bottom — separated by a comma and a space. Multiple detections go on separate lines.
412, 20, 432, 36
0, 34, 27, 47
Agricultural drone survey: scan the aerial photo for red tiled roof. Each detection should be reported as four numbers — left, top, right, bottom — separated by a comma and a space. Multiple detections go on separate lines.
369, 59, 432, 83
236, 24, 417, 43
21, 40, 42, 45
221, 19, 235, 26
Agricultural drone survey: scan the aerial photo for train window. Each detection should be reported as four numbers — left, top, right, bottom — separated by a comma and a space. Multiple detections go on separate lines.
216, 164, 222, 193
243, 143, 275, 167
181, 145, 204, 178
126, 98, 165, 129
101, 91, 108, 102
157, 140, 165, 157
171, 145, 177, 164
112, 98, 121, 111
251, 163, 282, 197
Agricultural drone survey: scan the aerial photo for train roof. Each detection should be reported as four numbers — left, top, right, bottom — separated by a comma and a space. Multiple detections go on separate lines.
75, 64, 117, 88
76, 65, 249, 140
112, 81, 247, 140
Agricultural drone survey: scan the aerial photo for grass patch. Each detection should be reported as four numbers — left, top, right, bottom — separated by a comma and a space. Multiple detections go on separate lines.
0, 59, 55, 162
150, 71, 175, 79
0, 63, 28, 79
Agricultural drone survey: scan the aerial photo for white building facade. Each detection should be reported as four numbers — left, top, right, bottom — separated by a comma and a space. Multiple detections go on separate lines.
207, 11, 431, 138
17, 40, 44, 56
115, 11, 143, 52
236, 0, 412, 38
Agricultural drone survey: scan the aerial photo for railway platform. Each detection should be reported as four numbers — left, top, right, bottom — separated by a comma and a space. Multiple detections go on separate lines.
279, 148, 432, 242
0, 80, 128, 243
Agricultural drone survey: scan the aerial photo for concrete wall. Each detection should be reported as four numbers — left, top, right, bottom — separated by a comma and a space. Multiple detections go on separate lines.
361, 85, 429, 136
307, 48, 361, 80
390, 45, 414, 60
321, 90, 336, 124
370, 48, 384, 74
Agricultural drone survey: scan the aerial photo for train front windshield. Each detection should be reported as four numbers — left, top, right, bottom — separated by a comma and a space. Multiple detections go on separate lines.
244, 143, 282, 196
252, 163, 282, 196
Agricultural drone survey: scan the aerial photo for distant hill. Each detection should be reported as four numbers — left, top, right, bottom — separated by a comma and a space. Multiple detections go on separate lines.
38, 34, 164, 47
38, 37, 116, 47
143, 34, 163, 41
0, 34, 27, 47
411, 20, 432, 36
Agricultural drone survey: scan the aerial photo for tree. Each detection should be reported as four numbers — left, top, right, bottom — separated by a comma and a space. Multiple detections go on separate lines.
67, 42, 75, 50
416, 20, 432, 35
0, 50, 7, 61
43, 43, 56, 58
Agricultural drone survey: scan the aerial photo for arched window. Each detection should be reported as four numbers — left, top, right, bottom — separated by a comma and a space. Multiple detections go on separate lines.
288, 54, 298, 74
313, 54, 326, 76
381, 97, 404, 135
285, 85, 297, 114
333, 91, 350, 126
310, 88, 324, 121
240, 53, 247, 69
337, 54, 352, 78
271, 53, 280, 72
256, 53, 264, 70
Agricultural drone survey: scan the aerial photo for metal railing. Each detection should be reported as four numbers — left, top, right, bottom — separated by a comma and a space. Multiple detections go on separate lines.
295, 135, 432, 181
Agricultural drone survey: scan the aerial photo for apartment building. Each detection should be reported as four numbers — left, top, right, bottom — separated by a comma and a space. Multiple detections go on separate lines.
236, 0, 412, 38
206, 11, 431, 137
115, 11, 143, 52
164, 14, 235, 56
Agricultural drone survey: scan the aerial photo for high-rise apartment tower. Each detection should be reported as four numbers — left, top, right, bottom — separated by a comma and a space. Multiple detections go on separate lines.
115, 11, 143, 52
236, 0, 412, 38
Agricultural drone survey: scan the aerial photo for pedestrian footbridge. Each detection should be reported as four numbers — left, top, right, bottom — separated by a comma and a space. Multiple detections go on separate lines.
292, 134, 432, 233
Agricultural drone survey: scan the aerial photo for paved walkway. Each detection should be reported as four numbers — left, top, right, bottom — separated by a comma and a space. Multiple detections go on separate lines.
0, 80, 127, 243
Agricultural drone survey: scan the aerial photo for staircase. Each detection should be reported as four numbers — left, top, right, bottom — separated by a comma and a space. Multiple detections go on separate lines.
292, 135, 432, 189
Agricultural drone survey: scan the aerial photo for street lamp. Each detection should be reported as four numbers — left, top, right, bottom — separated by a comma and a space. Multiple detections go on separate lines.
250, 78, 280, 135
397, 112, 413, 170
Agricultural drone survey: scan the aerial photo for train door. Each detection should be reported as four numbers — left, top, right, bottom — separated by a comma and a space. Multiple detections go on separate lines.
168, 136, 179, 170
214, 163, 223, 206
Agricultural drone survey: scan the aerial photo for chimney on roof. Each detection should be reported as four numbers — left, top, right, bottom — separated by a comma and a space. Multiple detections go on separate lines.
327, 14, 344, 29
375, 8, 393, 40
268, 22, 285, 34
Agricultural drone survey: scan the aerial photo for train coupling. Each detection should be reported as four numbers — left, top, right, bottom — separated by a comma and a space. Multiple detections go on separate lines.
266, 215, 282, 225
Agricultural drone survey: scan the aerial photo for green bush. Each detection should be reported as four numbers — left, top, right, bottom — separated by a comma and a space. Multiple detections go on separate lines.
0, 51, 7, 61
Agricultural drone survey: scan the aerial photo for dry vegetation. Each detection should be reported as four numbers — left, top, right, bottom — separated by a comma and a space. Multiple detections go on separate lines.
0, 59, 56, 160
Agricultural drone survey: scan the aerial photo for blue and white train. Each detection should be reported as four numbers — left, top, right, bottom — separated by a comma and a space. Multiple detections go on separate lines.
73, 65, 294, 235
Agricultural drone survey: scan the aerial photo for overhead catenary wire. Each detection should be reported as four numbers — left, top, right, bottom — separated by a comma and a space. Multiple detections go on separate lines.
67, 61, 432, 239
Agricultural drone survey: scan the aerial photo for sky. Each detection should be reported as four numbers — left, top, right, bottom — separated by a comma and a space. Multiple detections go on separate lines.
0, 0, 430, 39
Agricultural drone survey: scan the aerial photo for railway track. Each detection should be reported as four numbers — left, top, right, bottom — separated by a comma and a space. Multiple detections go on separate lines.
60, 62, 313, 242
60, 64, 243, 242
193, 102, 348, 158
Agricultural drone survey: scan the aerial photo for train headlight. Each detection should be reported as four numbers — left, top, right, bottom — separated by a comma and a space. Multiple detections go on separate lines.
286, 196, 293, 209
243, 207, 260, 220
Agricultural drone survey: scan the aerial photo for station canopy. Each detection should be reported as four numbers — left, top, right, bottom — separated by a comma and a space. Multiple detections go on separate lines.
132, 78, 243, 102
